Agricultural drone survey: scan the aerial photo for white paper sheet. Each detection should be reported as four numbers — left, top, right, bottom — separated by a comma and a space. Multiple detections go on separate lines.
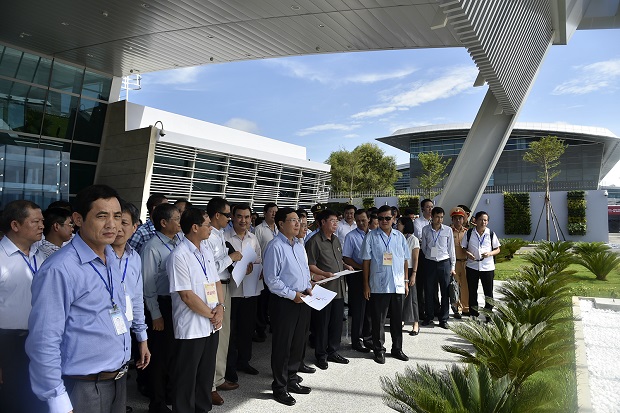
313, 269, 361, 285
301, 285, 337, 311
242, 263, 263, 297
231, 243, 258, 286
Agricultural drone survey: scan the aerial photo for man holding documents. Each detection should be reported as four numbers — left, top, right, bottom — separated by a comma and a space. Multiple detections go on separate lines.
263, 207, 313, 406
361, 205, 410, 364
224, 203, 262, 382
305, 209, 351, 370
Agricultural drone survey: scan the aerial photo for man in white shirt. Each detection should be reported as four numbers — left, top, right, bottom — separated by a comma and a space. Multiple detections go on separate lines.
0, 200, 46, 413
253, 202, 278, 342
420, 206, 456, 329
224, 203, 262, 382
413, 198, 437, 322
167, 208, 224, 413
335, 204, 357, 244
206, 197, 243, 405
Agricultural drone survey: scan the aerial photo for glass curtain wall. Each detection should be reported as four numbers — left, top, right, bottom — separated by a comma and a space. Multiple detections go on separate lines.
0, 44, 112, 207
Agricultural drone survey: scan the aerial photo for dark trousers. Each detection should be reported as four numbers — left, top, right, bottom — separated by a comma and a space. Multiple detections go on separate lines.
270, 294, 311, 391
424, 259, 450, 323
0, 332, 47, 413
466, 267, 495, 316
226, 296, 258, 382
312, 298, 344, 361
173, 334, 219, 413
64, 375, 127, 413
370, 293, 404, 353
255, 284, 270, 337
346, 273, 372, 346
147, 296, 176, 407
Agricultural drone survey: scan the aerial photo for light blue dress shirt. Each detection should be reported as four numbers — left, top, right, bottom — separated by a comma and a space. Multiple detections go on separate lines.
26, 234, 131, 413
420, 224, 456, 271
360, 228, 408, 294
140, 231, 177, 320
342, 227, 367, 265
263, 233, 312, 301
116, 244, 148, 342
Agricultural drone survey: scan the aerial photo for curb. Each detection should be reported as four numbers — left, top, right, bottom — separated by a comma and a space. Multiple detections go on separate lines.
572, 296, 594, 413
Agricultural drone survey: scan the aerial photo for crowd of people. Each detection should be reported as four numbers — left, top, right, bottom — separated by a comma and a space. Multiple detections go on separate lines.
0, 185, 501, 413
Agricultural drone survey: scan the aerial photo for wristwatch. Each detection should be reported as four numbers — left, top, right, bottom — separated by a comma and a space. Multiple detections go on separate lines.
215, 302, 226, 312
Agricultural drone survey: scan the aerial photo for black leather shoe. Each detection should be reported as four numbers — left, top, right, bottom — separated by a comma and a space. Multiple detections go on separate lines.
239, 364, 259, 375
391, 349, 409, 361
453, 312, 462, 319
438, 321, 450, 329
287, 382, 311, 394
298, 363, 316, 374
316, 359, 328, 370
327, 353, 349, 364
462, 311, 471, 317
294, 374, 303, 383
274, 391, 296, 406
352, 343, 371, 353
374, 352, 386, 364
422, 320, 435, 327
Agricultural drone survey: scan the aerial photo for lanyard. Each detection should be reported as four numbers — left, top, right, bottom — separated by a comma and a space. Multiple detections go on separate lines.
19, 252, 37, 275
355, 228, 365, 243
194, 250, 207, 278
155, 233, 174, 252
89, 261, 116, 308
431, 227, 442, 247
476, 231, 487, 248
380, 231, 392, 251
121, 257, 129, 284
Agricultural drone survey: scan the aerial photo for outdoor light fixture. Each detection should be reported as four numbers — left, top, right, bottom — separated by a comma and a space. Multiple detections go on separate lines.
153, 121, 165, 137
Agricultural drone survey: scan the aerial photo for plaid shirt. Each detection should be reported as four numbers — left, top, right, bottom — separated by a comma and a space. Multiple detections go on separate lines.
128, 219, 156, 253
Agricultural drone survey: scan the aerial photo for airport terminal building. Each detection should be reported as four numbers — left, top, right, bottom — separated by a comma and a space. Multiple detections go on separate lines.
379, 123, 620, 193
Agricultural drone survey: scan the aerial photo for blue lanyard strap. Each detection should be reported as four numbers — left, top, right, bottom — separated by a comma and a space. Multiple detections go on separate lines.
193, 250, 207, 278
155, 233, 174, 252
431, 227, 442, 246
122, 257, 129, 284
380, 231, 392, 251
19, 252, 37, 275
89, 261, 116, 308
356, 228, 365, 242
476, 231, 487, 247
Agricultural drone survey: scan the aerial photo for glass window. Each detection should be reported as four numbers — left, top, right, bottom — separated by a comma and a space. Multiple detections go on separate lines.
154, 155, 191, 168
195, 161, 225, 172
192, 182, 222, 192
196, 153, 226, 163
70, 143, 99, 162
39, 137, 71, 152
50, 61, 84, 94
69, 162, 96, 194
73, 98, 107, 144
0, 80, 46, 134
193, 171, 222, 181
230, 160, 255, 169
17, 53, 53, 86
0, 47, 21, 78
82, 70, 112, 101
41, 91, 79, 139
153, 166, 191, 178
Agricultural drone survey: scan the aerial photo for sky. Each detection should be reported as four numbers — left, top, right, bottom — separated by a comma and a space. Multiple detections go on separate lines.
127, 29, 620, 186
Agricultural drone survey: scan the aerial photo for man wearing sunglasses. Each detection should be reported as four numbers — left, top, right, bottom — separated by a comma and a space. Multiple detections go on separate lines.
206, 197, 243, 406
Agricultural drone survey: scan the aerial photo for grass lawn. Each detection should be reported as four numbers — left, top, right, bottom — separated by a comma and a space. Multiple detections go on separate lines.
495, 253, 620, 298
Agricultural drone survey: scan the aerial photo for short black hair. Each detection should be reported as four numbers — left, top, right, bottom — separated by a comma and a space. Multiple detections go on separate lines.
421, 199, 433, 209
181, 207, 208, 234
398, 216, 414, 235
275, 207, 296, 231
121, 201, 140, 226
47, 200, 71, 211
147, 193, 168, 214
295, 208, 307, 218
431, 206, 445, 217
174, 198, 192, 207
475, 211, 489, 220
319, 209, 338, 223
73, 185, 120, 220
233, 203, 252, 215
43, 207, 72, 236
207, 196, 229, 219
355, 208, 368, 218
343, 204, 357, 212
403, 208, 415, 216
152, 203, 179, 231
1, 200, 41, 233
263, 202, 278, 213
377, 205, 392, 215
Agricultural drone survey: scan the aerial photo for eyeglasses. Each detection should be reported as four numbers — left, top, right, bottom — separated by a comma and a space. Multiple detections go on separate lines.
60, 222, 75, 228
169, 217, 181, 222
218, 211, 232, 218
285, 218, 301, 223
377, 216, 392, 222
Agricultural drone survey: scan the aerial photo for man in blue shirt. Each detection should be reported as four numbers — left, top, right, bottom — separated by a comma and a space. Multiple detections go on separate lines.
263, 207, 313, 407
361, 205, 409, 364
26, 185, 131, 413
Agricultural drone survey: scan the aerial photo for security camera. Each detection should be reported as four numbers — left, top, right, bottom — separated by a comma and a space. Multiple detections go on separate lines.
159, 130, 166, 137
153, 121, 165, 137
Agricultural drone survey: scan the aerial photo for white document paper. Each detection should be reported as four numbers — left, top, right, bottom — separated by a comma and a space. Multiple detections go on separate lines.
301, 285, 337, 311
242, 263, 263, 297
231, 244, 258, 286
313, 269, 360, 285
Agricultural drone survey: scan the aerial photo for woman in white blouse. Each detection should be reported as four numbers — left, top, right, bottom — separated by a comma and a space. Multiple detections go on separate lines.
397, 217, 420, 335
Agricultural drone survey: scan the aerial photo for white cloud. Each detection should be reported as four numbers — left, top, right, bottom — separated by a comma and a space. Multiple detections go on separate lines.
146, 66, 204, 85
267, 59, 416, 85
296, 123, 361, 136
552, 58, 620, 95
351, 66, 477, 119
225, 118, 259, 134
344, 134, 359, 138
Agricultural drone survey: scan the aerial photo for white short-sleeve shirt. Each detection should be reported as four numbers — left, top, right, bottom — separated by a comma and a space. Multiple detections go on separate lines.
461, 228, 501, 272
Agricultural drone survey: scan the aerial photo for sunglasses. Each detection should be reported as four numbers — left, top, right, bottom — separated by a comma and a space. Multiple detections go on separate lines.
218, 211, 232, 218
377, 216, 392, 222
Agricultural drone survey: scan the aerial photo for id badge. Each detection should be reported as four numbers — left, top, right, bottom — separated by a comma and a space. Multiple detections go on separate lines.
125, 294, 134, 322
204, 282, 218, 305
383, 252, 393, 266
110, 307, 128, 335
430, 246, 438, 258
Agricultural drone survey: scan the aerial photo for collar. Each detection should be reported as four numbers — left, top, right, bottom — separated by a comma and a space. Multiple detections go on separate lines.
0, 235, 29, 257
275, 231, 296, 246
451, 225, 467, 233
71, 233, 115, 265
156, 230, 176, 243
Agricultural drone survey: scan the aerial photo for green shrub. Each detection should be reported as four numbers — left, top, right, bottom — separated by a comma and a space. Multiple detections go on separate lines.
504, 192, 531, 235
566, 191, 586, 235
573, 250, 620, 281
397, 195, 419, 212
496, 238, 529, 262
572, 241, 610, 256
362, 197, 374, 210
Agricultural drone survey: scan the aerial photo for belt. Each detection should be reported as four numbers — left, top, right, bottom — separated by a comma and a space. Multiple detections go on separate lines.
63, 363, 128, 382
0, 329, 28, 336
456, 259, 467, 262
220, 279, 231, 285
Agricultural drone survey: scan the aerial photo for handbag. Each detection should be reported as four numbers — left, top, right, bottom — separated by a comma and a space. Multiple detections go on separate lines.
448, 275, 460, 305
